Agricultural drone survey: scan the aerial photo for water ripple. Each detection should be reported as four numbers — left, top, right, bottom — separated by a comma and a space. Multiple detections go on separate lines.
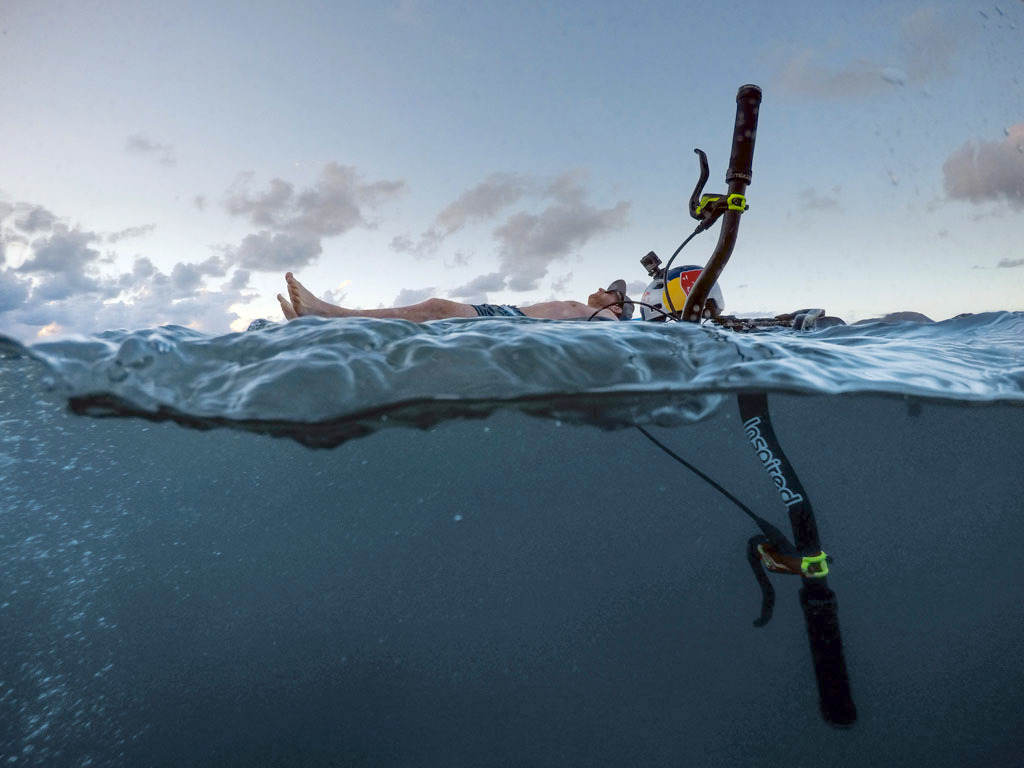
4, 311, 1022, 447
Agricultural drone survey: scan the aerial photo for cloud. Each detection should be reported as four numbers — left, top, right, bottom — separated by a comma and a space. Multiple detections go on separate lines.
83, 277, 251, 336
900, 6, 959, 83
170, 256, 227, 296
943, 124, 1024, 209
30, 272, 109, 302
2, 252, 254, 339
16, 227, 99, 274
131, 256, 157, 279
494, 185, 630, 291
550, 272, 573, 294
225, 176, 294, 228
390, 228, 444, 259
321, 286, 348, 307
799, 187, 843, 211
389, 234, 417, 254
625, 279, 647, 296
221, 163, 405, 274
0, 228, 24, 267
445, 251, 471, 268
448, 271, 507, 302
228, 231, 322, 271
396, 169, 600, 259
395, 168, 629, 284
126, 133, 177, 166
0, 218, 240, 339
15, 225, 108, 300
224, 163, 405, 239
392, 286, 437, 306
0, 202, 264, 340
0, 269, 31, 312
295, 163, 406, 235
997, 258, 1024, 268
106, 224, 157, 243
170, 263, 203, 295
777, 52, 890, 98
436, 173, 532, 235
774, 7, 960, 98
224, 269, 251, 291
13, 205, 58, 233
543, 169, 590, 205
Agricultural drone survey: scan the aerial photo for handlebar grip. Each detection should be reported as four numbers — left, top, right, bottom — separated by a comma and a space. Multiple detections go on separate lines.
727, 84, 762, 185
800, 583, 857, 727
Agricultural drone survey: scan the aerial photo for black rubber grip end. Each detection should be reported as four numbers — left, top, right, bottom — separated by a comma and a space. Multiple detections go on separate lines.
727, 85, 762, 185
800, 583, 858, 728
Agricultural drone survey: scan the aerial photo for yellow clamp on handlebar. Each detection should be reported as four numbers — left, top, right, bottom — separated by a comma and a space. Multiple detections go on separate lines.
727, 194, 748, 212
800, 552, 829, 578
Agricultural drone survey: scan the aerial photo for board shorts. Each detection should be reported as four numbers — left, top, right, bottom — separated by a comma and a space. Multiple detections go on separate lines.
471, 304, 526, 318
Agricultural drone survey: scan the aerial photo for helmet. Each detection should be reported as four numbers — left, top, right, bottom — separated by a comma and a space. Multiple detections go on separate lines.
639, 265, 725, 321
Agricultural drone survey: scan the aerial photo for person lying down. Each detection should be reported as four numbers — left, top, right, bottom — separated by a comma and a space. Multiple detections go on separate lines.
277, 272, 634, 323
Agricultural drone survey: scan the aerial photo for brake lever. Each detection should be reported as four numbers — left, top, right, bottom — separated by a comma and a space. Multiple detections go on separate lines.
689, 148, 711, 219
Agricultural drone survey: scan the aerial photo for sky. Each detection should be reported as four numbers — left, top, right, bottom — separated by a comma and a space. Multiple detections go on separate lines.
0, 0, 1022, 341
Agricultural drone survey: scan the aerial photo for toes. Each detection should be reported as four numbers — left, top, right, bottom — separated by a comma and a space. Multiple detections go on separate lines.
277, 293, 297, 320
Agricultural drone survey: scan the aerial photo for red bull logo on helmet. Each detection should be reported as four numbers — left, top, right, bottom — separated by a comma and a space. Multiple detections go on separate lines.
663, 267, 703, 313
674, 268, 701, 295
639, 265, 724, 320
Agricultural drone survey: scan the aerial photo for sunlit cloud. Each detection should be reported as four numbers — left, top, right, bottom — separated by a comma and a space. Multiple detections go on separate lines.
0, 204, 258, 340
943, 124, 1024, 209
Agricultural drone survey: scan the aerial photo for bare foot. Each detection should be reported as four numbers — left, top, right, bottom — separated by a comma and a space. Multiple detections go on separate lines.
277, 294, 297, 320
285, 272, 339, 317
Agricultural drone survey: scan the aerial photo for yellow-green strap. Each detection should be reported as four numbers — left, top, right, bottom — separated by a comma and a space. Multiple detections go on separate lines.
801, 551, 829, 578
727, 193, 748, 211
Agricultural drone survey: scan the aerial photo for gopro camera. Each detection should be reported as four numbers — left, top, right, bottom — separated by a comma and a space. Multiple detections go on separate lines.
640, 251, 663, 277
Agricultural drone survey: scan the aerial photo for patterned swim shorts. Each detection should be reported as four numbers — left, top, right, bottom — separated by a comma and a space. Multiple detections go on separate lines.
471, 304, 526, 318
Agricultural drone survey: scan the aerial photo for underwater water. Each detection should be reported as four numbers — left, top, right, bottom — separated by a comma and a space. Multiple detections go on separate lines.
2, 312, 1023, 767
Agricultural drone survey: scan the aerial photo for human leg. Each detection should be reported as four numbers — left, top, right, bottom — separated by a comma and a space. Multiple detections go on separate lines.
279, 273, 477, 321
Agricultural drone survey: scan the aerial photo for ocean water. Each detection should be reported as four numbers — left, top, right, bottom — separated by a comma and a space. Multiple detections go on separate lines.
1, 312, 1023, 767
